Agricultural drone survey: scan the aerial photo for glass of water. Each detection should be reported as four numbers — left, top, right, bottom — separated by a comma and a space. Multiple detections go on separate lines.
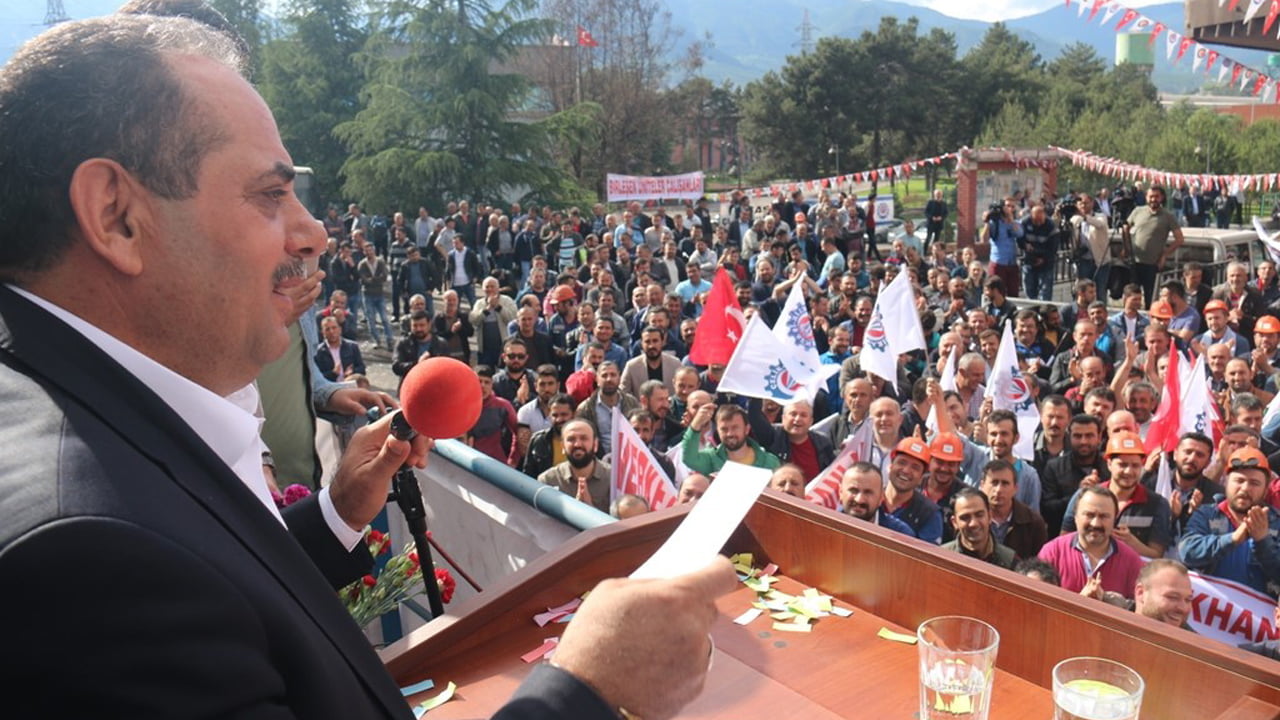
1052, 657, 1144, 720
917, 616, 1000, 720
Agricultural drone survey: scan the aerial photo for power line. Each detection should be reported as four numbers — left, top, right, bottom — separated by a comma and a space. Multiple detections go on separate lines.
45, 0, 70, 26
796, 8, 814, 55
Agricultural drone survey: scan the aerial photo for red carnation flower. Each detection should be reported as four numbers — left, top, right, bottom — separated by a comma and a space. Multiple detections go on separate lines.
361, 574, 377, 587
435, 568, 457, 604
282, 484, 312, 507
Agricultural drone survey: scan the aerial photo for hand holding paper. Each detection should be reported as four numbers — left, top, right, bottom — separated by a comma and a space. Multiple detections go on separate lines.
551, 557, 737, 720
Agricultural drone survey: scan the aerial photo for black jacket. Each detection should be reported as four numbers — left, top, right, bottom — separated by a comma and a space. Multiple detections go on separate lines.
523, 425, 561, 478
0, 285, 614, 719
747, 402, 836, 472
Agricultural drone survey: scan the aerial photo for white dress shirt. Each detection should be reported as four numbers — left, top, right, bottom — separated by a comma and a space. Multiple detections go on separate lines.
11, 286, 363, 550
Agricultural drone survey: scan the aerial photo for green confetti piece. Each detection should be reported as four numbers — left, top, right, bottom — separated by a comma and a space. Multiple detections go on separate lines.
413, 681, 456, 717
877, 627, 917, 644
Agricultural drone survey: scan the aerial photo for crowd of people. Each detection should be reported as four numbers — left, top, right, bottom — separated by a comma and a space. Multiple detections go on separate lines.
318, 181, 1280, 656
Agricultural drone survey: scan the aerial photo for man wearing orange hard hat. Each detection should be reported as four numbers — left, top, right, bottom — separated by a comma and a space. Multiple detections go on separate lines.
883, 437, 943, 545
1198, 299, 1252, 358
1180, 446, 1280, 596
924, 432, 965, 540
1062, 431, 1172, 559
1253, 316, 1280, 388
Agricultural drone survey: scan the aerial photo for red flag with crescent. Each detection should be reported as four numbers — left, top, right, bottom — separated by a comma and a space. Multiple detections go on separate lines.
687, 268, 745, 366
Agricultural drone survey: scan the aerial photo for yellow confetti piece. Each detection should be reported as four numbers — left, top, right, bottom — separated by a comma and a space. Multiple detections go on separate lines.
733, 563, 755, 576
772, 621, 812, 633
877, 627, 918, 644
770, 611, 795, 621
729, 553, 753, 567
413, 681, 457, 717
764, 589, 795, 602
935, 692, 975, 714
830, 606, 854, 618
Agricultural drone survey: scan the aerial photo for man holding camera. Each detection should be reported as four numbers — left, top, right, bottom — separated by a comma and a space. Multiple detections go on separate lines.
983, 198, 1024, 298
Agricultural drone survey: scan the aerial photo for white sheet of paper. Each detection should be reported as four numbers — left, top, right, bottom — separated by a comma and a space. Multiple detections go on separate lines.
630, 461, 770, 580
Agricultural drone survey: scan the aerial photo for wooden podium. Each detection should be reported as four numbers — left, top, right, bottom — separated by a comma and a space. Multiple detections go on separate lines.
382, 490, 1280, 719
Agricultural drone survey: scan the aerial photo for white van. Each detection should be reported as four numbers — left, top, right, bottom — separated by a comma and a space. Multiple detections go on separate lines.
1155, 226, 1263, 287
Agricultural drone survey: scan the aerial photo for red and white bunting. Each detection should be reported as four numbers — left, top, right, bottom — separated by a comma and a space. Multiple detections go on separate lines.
1244, 0, 1268, 25
1266, 0, 1280, 37
1148, 21, 1166, 45
1061, 1, 1276, 100
1100, 2, 1124, 25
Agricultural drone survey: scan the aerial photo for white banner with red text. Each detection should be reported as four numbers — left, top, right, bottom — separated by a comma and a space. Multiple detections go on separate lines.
606, 171, 705, 202
1184, 567, 1278, 647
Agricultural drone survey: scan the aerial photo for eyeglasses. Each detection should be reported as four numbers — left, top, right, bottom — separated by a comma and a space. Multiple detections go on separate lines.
1229, 456, 1263, 470
505, 353, 528, 360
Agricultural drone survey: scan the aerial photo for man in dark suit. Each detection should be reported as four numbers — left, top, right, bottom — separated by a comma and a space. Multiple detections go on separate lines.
315, 315, 367, 381
0, 11, 731, 719
924, 189, 948, 249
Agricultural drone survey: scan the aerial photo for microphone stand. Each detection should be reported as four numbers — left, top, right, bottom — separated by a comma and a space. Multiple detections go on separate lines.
385, 411, 445, 618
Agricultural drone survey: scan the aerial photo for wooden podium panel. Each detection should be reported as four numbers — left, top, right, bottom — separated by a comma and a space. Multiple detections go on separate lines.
383, 490, 1280, 719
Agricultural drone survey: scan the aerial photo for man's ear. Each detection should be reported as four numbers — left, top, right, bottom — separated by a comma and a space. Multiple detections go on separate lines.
66, 159, 150, 277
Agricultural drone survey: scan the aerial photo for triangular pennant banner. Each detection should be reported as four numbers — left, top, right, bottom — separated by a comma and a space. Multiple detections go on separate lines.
1100, 2, 1124, 24
1265, 0, 1280, 35
1116, 8, 1139, 29
1166, 30, 1181, 60
1195, 45, 1209, 72
1244, 0, 1268, 24
1089, 0, 1108, 21
1148, 22, 1166, 45
1206, 49, 1219, 70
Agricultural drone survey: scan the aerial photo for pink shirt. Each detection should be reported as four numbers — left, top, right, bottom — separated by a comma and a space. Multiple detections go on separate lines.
1038, 532, 1144, 599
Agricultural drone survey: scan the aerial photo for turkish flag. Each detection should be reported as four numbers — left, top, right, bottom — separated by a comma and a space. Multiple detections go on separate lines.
1145, 343, 1182, 453
687, 268, 745, 366
576, 25, 599, 47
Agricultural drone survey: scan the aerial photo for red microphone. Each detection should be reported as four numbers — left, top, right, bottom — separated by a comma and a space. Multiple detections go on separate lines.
394, 356, 483, 440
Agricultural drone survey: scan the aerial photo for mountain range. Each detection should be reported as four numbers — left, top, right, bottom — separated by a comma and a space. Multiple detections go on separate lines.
3, 0, 1276, 93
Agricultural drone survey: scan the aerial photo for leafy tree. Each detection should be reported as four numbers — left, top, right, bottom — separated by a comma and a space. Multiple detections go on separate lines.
537, 0, 701, 194
209, 0, 265, 69
258, 0, 367, 206
960, 23, 1045, 142
740, 18, 965, 181
337, 0, 566, 212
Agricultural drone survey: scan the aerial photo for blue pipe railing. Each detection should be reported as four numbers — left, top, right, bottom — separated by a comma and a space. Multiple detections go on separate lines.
430, 439, 615, 531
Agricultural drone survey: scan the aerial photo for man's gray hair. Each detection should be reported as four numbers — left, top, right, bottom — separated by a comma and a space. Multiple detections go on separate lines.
0, 14, 246, 277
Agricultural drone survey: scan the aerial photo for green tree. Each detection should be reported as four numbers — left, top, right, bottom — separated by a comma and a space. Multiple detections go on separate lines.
209, 0, 265, 69
258, 0, 367, 206
1237, 120, 1280, 174
337, 0, 566, 211
960, 23, 1046, 142
740, 18, 964, 180
537, 0, 702, 194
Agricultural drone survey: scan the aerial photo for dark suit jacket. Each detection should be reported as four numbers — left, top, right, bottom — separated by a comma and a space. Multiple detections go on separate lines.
314, 338, 366, 381
0, 286, 613, 719
1211, 283, 1267, 338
